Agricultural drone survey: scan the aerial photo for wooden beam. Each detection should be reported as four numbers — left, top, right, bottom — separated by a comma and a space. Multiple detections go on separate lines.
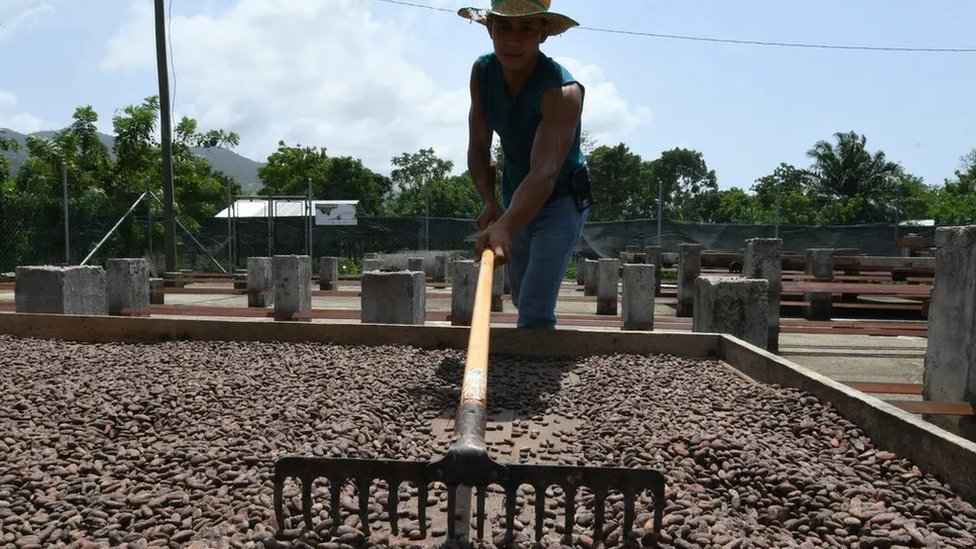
843, 382, 924, 395
888, 401, 976, 417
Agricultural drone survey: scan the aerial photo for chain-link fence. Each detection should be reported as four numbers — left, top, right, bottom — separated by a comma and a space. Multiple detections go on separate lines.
1, 193, 936, 275
0, 187, 151, 271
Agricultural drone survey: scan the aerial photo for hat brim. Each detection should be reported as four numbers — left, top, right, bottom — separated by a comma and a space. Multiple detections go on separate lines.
458, 7, 579, 37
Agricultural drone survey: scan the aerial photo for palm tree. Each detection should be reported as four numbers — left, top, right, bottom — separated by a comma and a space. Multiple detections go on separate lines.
806, 131, 902, 222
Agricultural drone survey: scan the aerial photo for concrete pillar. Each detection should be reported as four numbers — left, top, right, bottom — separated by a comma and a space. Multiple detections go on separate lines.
361, 271, 426, 325
583, 259, 598, 297
576, 256, 585, 287
15, 265, 108, 315
804, 248, 834, 320
491, 265, 504, 312
743, 238, 782, 352
272, 255, 311, 321
106, 258, 150, 315
247, 257, 272, 308
596, 258, 620, 316
677, 243, 703, 317
693, 277, 769, 349
450, 260, 478, 326
433, 254, 449, 283
644, 246, 663, 297
149, 277, 165, 305
622, 264, 655, 331
362, 258, 382, 272
319, 256, 339, 291
923, 226, 976, 439
408, 257, 424, 274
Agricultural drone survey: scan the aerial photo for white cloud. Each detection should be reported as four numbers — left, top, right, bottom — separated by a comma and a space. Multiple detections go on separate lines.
554, 57, 653, 148
0, 0, 56, 43
0, 91, 50, 133
99, 1, 154, 71
99, 0, 651, 175
101, 0, 469, 173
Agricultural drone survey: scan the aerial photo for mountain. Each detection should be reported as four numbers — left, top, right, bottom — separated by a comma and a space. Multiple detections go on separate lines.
0, 128, 264, 194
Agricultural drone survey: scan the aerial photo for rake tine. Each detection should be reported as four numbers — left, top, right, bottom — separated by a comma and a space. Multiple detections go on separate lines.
388, 480, 401, 536
446, 483, 458, 540
329, 476, 342, 529
357, 477, 371, 534
504, 484, 516, 543
534, 483, 545, 542
653, 481, 665, 535
623, 486, 636, 537
273, 474, 285, 534
301, 476, 313, 531
593, 484, 606, 541
563, 484, 576, 547
417, 482, 429, 537
475, 485, 487, 541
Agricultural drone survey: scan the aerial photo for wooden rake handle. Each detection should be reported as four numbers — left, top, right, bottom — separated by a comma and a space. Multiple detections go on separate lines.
460, 248, 494, 409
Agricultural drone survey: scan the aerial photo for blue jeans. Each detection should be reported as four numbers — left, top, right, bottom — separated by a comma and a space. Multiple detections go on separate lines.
507, 194, 589, 329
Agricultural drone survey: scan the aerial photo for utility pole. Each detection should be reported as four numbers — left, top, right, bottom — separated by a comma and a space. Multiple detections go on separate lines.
424, 175, 430, 251
306, 177, 313, 257
656, 179, 663, 245
227, 177, 234, 269
154, 0, 177, 271
775, 179, 781, 238
62, 162, 70, 264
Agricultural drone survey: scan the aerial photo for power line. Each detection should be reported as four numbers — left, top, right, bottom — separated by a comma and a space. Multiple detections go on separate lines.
581, 26, 976, 53
367, 0, 976, 53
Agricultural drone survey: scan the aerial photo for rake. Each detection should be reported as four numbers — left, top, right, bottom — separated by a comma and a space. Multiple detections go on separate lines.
273, 248, 666, 546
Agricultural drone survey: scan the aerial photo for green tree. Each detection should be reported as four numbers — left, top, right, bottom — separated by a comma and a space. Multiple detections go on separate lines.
749, 163, 818, 225
648, 148, 719, 221
892, 172, 937, 222
932, 149, 976, 224
585, 144, 653, 221
713, 188, 760, 223
109, 96, 242, 230
0, 131, 21, 184
384, 148, 479, 217
805, 131, 902, 222
319, 156, 391, 216
257, 142, 390, 215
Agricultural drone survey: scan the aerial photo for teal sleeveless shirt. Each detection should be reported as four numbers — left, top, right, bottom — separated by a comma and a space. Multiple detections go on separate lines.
476, 53, 585, 207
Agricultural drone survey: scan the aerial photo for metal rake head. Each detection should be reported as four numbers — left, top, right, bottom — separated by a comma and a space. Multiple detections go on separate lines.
273, 456, 666, 546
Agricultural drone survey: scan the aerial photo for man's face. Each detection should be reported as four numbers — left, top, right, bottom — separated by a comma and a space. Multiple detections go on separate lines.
488, 16, 548, 72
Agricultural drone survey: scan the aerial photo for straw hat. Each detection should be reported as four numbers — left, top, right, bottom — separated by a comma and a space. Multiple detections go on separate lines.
458, 0, 579, 37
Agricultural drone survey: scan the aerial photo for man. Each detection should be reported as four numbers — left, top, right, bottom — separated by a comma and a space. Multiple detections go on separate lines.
459, 0, 591, 329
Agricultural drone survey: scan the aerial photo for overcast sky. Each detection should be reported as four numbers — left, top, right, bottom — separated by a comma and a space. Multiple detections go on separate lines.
1, 0, 974, 190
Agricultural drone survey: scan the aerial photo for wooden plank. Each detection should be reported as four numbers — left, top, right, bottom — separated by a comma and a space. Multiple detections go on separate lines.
843, 382, 924, 395
783, 282, 931, 297
781, 301, 924, 312
0, 312, 721, 359
888, 401, 976, 417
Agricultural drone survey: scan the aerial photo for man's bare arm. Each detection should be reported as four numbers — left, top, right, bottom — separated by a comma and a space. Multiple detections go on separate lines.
467, 62, 497, 207
496, 83, 582, 234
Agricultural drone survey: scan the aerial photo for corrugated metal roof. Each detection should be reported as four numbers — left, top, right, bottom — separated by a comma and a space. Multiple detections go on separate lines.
214, 200, 358, 218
